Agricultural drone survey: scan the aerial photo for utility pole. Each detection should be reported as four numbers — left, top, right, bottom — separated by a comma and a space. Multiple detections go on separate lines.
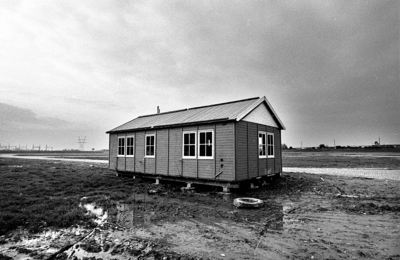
78, 136, 86, 151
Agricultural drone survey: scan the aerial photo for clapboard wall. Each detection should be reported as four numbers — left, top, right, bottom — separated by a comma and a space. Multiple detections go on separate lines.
109, 122, 235, 181
234, 121, 282, 182
109, 120, 281, 183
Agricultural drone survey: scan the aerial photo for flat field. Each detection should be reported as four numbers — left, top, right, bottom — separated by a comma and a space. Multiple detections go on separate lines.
283, 149, 400, 169
0, 150, 399, 260
10, 150, 109, 161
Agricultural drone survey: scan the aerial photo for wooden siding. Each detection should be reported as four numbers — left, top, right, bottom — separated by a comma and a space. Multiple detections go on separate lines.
274, 128, 282, 173
109, 134, 118, 170
247, 122, 258, 179
258, 124, 267, 177
234, 122, 283, 180
197, 159, 214, 179
168, 128, 182, 176
181, 126, 197, 178
197, 124, 216, 179
108, 121, 282, 182
134, 132, 145, 173
144, 130, 156, 174
215, 122, 235, 181
116, 134, 126, 171
117, 156, 126, 171
235, 121, 248, 181
182, 159, 197, 178
156, 129, 168, 175
126, 157, 135, 172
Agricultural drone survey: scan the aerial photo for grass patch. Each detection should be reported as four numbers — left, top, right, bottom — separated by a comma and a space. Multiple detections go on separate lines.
0, 158, 150, 236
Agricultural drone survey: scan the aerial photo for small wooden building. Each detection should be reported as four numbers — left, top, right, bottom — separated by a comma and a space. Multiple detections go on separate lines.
106, 96, 285, 189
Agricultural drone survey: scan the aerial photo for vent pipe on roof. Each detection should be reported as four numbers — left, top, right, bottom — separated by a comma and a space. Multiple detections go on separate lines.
157, 106, 160, 114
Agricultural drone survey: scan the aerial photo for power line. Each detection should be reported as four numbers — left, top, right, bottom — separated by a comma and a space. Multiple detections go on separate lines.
78, 136, 86, 151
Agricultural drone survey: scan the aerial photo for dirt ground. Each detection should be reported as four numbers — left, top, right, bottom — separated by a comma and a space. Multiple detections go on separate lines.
0, 157, 399, 260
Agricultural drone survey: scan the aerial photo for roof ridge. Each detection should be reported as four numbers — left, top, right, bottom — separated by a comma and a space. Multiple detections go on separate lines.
138, 96, 259, 118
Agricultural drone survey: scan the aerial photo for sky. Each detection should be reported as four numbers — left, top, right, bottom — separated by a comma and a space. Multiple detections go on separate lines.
0, 0, 399, 150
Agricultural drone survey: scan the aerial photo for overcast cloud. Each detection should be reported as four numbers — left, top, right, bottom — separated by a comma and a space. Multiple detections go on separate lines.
0, 0, 398, 149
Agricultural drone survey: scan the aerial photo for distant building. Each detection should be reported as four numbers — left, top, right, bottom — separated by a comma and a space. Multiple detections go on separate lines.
106, 97, 285, 189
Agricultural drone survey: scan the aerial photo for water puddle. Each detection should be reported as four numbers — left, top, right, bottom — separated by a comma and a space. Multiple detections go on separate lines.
0, 227, 88, 260
81, 203, 108, 226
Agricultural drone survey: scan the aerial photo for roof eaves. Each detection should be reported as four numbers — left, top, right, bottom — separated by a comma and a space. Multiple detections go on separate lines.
106, 118, 234, 134
106, 116, 141, 133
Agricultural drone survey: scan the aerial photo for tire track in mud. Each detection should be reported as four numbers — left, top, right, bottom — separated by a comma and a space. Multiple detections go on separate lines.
280, 203, 400, 259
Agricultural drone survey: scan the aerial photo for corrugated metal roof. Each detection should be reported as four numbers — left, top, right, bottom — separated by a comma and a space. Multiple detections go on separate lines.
107, 96, 283, 133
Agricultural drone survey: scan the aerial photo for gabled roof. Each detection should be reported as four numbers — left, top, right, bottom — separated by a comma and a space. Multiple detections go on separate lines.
107, 96, 285, 133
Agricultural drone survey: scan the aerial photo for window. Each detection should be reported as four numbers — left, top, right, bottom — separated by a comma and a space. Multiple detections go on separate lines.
198, 130, 213, 158
145, 134, 155, 157
259, 132, 266, 158
126, 136, 134, 156
267, 133, 274, 157
183, 132, 196, 158
118, 137, 125, 156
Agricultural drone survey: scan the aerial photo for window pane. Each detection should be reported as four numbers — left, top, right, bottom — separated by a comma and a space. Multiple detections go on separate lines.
150, 146, 154, 155
151, 136, 155, 145
200, 133, 205, 144
189, 145, 195, 156
184, 134, 189, 144
206, 145, 212, 156
206, 132, 212, 144
184, 146, 189, 156
190, 133, 195, 144
200, 145, 205, 156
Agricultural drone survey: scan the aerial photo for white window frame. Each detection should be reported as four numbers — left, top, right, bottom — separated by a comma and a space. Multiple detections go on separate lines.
126, 135, 134, 157
267, 133, 274, 158
182, 131, 197, 159
145, 134, 156, 158
117, 136, 125, 157
198, 130, 214, 159
258, 131, 267, 158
